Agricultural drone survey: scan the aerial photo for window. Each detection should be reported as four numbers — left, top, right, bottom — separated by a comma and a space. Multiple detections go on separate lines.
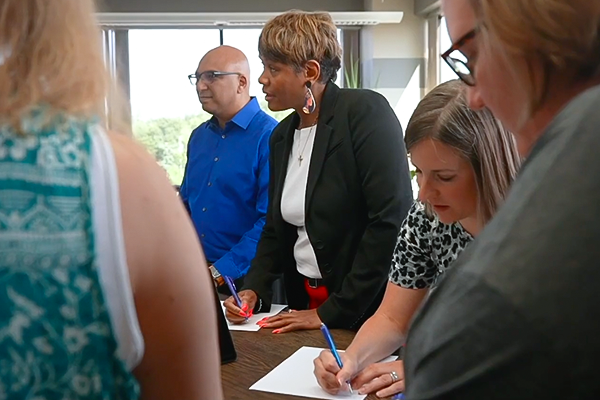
439, 17, 456, 83
128, 29, 220, 184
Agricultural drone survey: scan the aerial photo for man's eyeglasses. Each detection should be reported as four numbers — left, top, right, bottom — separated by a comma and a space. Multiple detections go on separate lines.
188, 71, 241, 85
441, 28, 478, 86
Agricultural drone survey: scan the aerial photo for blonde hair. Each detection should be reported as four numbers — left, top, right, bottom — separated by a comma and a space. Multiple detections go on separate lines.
406, 80, 521, 224
470, 0, 600, 115
259, 10, 342, 83
0, 0, 129, 133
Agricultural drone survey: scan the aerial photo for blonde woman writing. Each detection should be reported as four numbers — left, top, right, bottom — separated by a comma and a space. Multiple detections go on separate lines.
314, 80, 521, 398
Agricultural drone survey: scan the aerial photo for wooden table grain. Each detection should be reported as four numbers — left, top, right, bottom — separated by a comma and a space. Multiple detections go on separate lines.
222, 329, 391, 400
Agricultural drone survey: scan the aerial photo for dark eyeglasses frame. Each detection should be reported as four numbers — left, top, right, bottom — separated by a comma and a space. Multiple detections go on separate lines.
188, 71, 242, 85
441, 28, 478, 86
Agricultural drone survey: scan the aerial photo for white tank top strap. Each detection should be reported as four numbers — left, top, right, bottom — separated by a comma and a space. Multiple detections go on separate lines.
89, 125, 144, 370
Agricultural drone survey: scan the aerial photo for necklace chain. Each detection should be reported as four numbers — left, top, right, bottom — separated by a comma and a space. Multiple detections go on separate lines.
297, 124, 316, 166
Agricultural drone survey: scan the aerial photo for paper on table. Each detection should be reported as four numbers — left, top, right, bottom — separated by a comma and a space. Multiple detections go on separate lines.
220, 301, 287, 331
250, 346, 398, 400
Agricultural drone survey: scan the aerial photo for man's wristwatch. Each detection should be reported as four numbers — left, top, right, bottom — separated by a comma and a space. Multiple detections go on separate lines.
208, 264, 225, 287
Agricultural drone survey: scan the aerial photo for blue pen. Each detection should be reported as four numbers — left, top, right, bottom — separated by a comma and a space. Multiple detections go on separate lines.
392, 393, 405, 400
223, 276, 248, 321
320, 323, 353, 394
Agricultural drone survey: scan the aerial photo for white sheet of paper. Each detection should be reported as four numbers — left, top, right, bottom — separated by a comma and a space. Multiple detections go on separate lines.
220, 301, 287, 331
250, 346, 398, 400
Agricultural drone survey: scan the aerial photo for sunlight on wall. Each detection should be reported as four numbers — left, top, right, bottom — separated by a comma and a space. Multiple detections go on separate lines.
393, 65, 421, 132
440, 17, 457, 84
394, 65, 421, 200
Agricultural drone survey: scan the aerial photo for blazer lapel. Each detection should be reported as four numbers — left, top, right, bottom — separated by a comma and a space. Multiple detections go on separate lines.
306, 82, 340, 209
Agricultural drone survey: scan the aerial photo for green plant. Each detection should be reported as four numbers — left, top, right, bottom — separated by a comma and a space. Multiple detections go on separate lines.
344, 55, 361, 89
343, 53, 381, 89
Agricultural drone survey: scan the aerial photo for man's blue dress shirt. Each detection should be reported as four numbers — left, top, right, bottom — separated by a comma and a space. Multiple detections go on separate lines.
180, 98, 278, 279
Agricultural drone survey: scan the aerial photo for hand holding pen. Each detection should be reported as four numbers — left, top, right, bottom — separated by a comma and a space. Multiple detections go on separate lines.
319, 323, 353, 394
223, 276, 251, 322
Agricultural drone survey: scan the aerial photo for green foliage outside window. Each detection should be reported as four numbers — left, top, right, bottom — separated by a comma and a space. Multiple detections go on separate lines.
134, 99, 292, 184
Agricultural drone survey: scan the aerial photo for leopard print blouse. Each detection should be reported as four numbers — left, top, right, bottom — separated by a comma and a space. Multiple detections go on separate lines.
389, 202, 473, 289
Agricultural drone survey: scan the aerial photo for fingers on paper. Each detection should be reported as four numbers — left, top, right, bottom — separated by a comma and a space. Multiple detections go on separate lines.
313, 355, 344, 394
223, 296, 247, 323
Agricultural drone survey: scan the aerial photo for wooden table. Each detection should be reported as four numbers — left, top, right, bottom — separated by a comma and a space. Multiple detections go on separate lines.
222, 329, 392, 400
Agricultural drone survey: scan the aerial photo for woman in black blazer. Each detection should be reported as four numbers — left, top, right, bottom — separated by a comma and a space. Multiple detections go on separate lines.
224, 10, 413, 332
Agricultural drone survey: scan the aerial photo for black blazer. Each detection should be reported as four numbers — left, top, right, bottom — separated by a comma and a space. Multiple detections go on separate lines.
243, 82, 413, 329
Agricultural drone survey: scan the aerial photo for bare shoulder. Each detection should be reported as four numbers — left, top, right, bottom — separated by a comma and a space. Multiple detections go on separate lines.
104, 131, 201, 289
105, 131, 171, 200
104, 131, 223, 399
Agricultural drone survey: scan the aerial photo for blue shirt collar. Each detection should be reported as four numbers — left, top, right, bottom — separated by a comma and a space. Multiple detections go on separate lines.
208, 97, 261, 131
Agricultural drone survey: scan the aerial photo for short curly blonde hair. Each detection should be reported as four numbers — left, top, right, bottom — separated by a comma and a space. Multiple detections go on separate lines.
259, 10, 342, 83
470, 0, 600, 115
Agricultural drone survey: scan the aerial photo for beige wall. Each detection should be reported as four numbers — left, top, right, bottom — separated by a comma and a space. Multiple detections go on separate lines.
361, 0, 427, 129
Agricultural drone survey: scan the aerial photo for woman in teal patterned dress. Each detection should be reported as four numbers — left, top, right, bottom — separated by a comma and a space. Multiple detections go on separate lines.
0, 1, 223, 399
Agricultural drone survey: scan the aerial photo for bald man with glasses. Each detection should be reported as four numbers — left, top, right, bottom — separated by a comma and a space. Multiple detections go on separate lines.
180, 45, 278, 295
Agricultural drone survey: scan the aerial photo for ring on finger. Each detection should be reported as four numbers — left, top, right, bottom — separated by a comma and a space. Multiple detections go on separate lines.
389, 371, 399, 383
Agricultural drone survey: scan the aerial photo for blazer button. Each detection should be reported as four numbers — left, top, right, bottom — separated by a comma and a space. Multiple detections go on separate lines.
314, 241, 325, 250
322, 263, 332, 273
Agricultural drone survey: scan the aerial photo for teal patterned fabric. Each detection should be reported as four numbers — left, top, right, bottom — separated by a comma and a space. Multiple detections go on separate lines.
0, 110, 139, 399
